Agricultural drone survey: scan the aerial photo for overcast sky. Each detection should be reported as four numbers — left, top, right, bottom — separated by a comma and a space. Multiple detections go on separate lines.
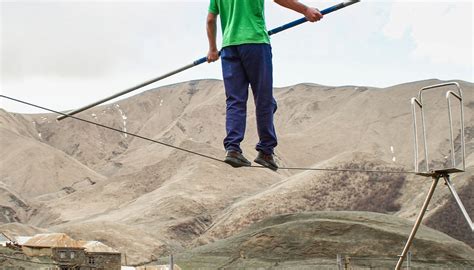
1, 0, 472, 113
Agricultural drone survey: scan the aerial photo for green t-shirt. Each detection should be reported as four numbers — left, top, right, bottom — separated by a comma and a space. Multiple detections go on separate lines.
209, 0, 270, 47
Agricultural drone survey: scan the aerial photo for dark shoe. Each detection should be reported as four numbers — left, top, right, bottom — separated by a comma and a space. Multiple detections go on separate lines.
254, 151, 278, 171
224, 151, 251, 168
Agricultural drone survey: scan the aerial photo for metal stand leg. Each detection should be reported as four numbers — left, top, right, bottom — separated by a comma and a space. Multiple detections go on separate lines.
395, 175, 440, 270
443, 175, 474, 232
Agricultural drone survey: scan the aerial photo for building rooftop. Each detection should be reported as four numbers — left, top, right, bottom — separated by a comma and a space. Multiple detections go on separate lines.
77, 240, 119, 254
23, 233, 82, 248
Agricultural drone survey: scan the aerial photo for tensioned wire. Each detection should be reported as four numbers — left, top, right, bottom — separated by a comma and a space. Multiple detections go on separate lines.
1, 95, 418, 175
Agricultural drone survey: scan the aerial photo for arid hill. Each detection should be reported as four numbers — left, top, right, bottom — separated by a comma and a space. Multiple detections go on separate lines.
1, 79, 473, 266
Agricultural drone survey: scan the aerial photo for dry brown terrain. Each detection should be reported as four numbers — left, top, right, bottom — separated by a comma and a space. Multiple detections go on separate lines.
0, 79, 473, 267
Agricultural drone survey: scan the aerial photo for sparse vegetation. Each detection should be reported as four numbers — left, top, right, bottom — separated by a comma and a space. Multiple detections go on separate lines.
168, 215, 213, 242
154, 212, 474, 269
305, 161, 406, 213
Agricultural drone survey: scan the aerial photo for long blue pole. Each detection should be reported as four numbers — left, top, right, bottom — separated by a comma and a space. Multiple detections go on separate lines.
58, 0, 360, 121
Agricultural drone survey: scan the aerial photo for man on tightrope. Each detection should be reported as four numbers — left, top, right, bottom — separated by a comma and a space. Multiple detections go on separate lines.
206, 0, 322, 170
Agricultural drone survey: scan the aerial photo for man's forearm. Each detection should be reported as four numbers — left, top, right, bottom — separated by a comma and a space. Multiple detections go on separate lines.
274, 0, 322, 22
274, 0, 308, 15
207, 13, 218, 52
206, 13, 219, 62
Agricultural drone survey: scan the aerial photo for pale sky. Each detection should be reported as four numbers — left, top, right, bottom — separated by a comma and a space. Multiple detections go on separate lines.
1, 0, 473, 113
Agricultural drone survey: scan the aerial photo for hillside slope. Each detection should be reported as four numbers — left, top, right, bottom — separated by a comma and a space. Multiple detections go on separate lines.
0, 79, 472, 265
161, 212, 474, 269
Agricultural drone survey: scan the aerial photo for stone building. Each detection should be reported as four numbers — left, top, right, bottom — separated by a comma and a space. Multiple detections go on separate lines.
78, 240, 121, 270
22, 233, 86, 270
4, 232, 121, 270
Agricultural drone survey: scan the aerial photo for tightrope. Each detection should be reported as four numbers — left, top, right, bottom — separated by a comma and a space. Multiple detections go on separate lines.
1, 95, 417, 175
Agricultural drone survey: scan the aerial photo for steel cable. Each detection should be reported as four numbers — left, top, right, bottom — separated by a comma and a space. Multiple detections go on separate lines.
1, 95, 417, 175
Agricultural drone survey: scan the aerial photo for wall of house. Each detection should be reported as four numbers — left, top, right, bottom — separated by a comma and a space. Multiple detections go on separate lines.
51, 247, 86, 268
22, 246, 53, 257
81, 253, 121, 270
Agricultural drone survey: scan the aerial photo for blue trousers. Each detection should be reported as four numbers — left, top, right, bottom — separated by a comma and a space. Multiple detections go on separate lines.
221, 43, 278, 155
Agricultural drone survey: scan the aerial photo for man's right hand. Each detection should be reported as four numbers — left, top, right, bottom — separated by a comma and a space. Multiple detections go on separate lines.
304, 7, 323, 22
207, 49, 219, 63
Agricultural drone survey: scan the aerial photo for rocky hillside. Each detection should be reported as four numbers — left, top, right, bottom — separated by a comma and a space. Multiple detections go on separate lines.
0, 79, 473, 266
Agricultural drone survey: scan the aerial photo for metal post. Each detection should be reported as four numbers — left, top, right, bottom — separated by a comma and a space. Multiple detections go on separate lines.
443, 175, 474, 231
337, 254, 343, 270
407, 251, 411, 270
395, 175, 440, 270
345, 256, 352, 270
411, 97, 425, 172
446, 88, 466, 171
169, 254, 174, 270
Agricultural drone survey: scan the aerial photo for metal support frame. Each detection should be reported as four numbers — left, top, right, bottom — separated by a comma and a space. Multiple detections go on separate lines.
395, 82, 472, 270
411, 82, 465, 173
